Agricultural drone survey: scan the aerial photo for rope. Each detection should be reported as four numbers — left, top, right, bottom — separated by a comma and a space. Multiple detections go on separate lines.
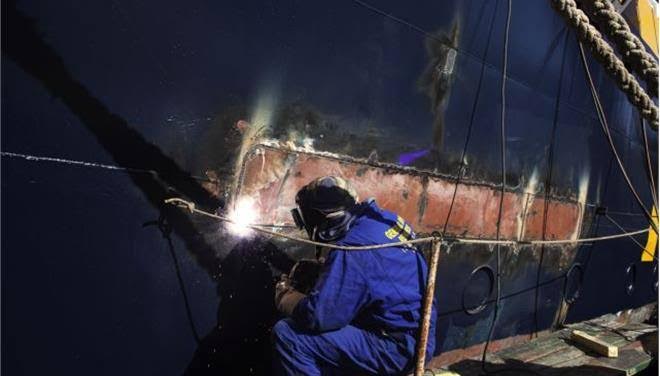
580, 0, 658, 97
164, 198, 649, 249
165, 198, 436, 249
549, 0, 659, 130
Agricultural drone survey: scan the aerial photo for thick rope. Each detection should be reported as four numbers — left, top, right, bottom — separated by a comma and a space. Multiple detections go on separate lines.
580, 0, 658, 97
550, 0, 659, 130
165, 198, 649, 249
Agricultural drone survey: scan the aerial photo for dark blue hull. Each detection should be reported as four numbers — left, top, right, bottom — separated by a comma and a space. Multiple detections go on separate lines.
2, 0, 657, 374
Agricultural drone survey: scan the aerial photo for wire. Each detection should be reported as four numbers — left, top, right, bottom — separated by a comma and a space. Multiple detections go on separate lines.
604, 214, 658, 261
583, 155, 615, 275
481, 0, 512, 374
576, 41, 658, 234
534, 29, 571, 338
164, 232, 202, 344
145, 211, 202, 344
0, 151, 218, 184
640, 115, 658, 210
349, 0, 589, 125
442, 0, 500, 237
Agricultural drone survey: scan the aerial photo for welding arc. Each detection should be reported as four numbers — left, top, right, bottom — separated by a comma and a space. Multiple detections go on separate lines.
577, 41, 658, 234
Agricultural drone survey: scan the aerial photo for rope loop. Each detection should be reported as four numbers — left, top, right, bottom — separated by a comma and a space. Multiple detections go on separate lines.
164, 197, 195, 214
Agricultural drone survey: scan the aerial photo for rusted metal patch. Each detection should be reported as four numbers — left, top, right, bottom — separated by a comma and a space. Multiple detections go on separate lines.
233, 142, 582, 241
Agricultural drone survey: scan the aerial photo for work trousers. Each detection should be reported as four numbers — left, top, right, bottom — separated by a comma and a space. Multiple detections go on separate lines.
272, 318, 414, 376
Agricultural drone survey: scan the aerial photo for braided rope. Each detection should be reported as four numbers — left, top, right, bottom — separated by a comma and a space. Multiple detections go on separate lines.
581, 0, 658, 97
550, 0, 659, 130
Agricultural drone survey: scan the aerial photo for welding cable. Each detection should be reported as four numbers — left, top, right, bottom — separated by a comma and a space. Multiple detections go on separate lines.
442, 0, 500, 237
147, 210, 202, 344
577, 41, 658, 234
480, 0, 513, 374
163, 231, 202, 344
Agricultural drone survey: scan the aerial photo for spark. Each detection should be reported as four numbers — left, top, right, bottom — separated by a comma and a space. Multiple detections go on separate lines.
226, 197, 259, 237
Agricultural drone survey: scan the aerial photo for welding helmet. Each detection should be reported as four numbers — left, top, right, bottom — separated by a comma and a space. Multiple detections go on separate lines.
291, 176, 359, 242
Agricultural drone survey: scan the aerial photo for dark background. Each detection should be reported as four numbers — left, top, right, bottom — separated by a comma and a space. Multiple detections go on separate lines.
2, 0, 657, 374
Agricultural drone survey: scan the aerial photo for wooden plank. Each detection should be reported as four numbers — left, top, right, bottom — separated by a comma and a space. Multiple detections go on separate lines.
531, 346, 585, 368
509, 347, 587, 376
540, 355, 593, 376
443, 309, 657, 375
593, 332, 630, 348
588, 349, 653, 375
564, 325, 629, 347
566, 323, 606, 337
518, 342, 576, 364
571, 330, 618, 358
497, 337, 564, 361
616, 323, 658, 341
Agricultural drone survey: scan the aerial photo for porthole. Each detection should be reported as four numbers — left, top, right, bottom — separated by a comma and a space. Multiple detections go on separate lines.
563, 263, 583, 304
462, 265, 495, 315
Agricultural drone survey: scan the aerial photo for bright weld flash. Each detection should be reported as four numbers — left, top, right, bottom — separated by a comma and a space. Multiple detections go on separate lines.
226, 197, 258, 237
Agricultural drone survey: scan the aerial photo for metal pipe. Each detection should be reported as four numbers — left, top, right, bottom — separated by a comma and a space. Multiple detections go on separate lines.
414, 239, 442, 376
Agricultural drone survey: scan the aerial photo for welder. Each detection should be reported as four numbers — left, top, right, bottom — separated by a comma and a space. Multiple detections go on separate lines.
272, 176, 436, 375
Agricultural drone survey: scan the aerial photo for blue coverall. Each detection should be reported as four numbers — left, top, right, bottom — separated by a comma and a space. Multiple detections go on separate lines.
273, 200, 437, 375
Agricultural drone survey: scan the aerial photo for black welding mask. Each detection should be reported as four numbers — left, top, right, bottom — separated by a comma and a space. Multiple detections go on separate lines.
291, 176, 359, 242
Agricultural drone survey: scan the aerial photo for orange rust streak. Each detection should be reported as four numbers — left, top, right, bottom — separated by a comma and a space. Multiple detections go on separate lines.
523, 199, 580, 241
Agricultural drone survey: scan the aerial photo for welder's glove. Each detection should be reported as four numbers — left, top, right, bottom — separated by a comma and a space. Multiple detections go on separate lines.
274, 274, 306, 317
